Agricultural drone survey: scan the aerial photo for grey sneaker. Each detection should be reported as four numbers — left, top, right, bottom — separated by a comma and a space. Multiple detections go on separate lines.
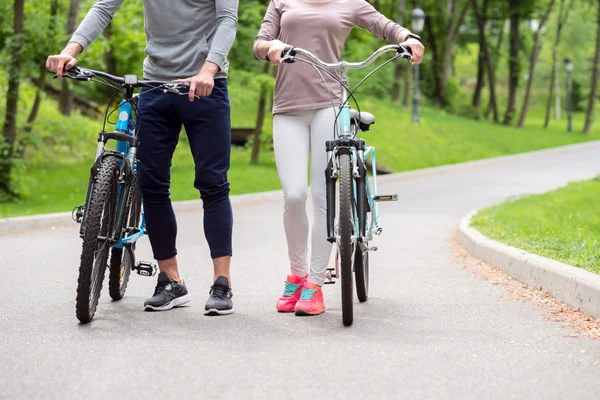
144, 272, 191, 311
205, 276, 233, 315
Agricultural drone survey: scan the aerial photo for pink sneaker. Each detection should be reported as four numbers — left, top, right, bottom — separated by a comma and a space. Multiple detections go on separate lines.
294, 282, 325, 316
276, 274, 307, 313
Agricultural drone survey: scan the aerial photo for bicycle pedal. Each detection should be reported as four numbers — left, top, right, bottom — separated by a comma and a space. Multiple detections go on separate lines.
324, 268, 337, 284
132, 261, 157, 277
72, 205, 84, 223
374, 194, 398, 202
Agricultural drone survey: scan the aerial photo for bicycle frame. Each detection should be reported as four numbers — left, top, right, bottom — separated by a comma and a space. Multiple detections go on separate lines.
323, 68, 382, 246
113, 99, 146, 250
78, 93, 145, 250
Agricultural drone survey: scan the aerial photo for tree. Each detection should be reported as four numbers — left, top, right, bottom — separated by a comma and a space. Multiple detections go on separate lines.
503, 0, 522, 125
471, 0, 490, 111
251, 62, 272, 165
482, 12, 506, 120
583, 0, 600, 134
543, 0, 572, 128
58, 0, 80, 116
0, 0, 25, 198
517, 0, 556, 127
423, 0, 471, 107
472, 0, 500, 121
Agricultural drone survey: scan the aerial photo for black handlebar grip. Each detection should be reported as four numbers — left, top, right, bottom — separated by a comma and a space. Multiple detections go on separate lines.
265, 45, 296, 62
397, 45, 413, 59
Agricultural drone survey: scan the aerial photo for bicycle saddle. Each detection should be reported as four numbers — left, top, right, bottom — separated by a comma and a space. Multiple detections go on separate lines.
350, 109, 375, 131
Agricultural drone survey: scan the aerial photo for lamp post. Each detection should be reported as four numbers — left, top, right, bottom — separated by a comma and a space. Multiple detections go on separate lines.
564, 57, 573, 132
411, 8, 425, 124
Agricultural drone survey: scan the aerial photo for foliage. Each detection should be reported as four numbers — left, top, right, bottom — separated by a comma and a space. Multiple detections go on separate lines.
472, 177, 600, 275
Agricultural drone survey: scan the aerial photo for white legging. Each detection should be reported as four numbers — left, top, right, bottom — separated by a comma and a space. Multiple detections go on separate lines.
273, 107, 337, 286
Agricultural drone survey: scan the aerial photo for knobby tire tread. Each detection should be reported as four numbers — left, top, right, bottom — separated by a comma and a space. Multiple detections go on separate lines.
76, 156, 119, 323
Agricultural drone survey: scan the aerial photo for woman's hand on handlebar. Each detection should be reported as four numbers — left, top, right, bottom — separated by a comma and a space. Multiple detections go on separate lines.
400, 37, 425, 64
266, 40, 289, 65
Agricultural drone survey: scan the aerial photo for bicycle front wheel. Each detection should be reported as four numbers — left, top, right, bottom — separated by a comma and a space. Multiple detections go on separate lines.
76, 156, 119, 323
109, 175, 141, 301
338, 152, 355, 326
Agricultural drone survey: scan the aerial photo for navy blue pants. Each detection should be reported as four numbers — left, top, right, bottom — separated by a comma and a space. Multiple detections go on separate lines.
137, 79, 233, 261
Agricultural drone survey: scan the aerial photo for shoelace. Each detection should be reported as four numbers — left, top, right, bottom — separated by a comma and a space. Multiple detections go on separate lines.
300, 288, 317, 301
283, 281, 302, 297
210, 284, 230, 300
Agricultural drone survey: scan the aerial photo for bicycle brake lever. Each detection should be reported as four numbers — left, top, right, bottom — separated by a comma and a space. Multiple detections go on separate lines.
397, 45, 413, 60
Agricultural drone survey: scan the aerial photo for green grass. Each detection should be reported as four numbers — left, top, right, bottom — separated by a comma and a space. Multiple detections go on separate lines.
347, 98, 598, 173
0, 145, 280, 218
471, 178, 600, 275
2, 71, 600, 219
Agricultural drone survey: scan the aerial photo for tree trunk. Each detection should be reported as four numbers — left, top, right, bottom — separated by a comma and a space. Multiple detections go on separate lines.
251, 63, 271, 165
503, 0, 521, 125
59, 0, 80, 116
544, 0, 569, 128
472, 0, 499, 122
392, 0, 407, 103
424, 1, 470, 107
472, 0, 490, 111
16, 0, 60, 159
0, 0, 25, 197
517, 0, 556, 128
583, 0, 600, 134
485, 18, 505, 119
14, 65, 48, 158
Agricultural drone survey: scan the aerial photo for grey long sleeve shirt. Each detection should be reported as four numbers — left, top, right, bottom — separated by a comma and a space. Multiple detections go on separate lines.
70, 0, 238, 81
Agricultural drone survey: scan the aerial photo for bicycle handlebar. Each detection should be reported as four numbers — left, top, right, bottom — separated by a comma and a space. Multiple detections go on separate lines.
54, 66, 191, 94
278, 44, 413, 70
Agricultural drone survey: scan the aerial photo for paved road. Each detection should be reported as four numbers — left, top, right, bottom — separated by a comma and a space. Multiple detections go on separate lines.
2, 142, 600, 399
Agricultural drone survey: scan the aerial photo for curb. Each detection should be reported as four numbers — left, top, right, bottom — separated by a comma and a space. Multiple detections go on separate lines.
457, 210, 600, 318
0, 189, 283, 236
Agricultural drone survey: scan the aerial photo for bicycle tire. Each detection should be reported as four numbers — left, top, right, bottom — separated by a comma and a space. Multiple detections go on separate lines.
76, 156, 119, 323
108, 175, 141, 301
338, 152, 355, 326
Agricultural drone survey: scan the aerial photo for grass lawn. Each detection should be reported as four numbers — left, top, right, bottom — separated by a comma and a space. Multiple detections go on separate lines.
1, 73, 599, 218
471, 178, 600, 275
0, 146, 280, 218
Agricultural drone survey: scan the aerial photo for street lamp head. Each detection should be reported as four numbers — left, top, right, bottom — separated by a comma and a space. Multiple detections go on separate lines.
411, 8, 425, 34
564, 57, 574, 72
530, 19, 540, 32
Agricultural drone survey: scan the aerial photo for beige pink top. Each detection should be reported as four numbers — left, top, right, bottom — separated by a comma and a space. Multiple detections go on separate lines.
253, 0, 408, 114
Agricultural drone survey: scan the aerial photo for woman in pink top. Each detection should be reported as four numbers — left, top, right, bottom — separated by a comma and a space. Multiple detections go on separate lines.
253, 0, 424, 316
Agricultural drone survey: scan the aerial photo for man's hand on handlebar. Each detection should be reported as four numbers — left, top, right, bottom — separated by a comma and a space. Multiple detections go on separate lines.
46, 54, 78, 79
46, 43, 83, 79
173, 61, 219, 101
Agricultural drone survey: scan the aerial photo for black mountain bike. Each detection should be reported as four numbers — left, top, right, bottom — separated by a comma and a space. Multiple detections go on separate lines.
57, 67, 193, 323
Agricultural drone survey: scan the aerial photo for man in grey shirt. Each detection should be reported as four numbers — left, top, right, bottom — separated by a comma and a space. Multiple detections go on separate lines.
47, 0, 239, 315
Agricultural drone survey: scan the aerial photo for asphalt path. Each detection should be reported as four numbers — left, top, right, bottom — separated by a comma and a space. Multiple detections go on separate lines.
2, 142, 600, 399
